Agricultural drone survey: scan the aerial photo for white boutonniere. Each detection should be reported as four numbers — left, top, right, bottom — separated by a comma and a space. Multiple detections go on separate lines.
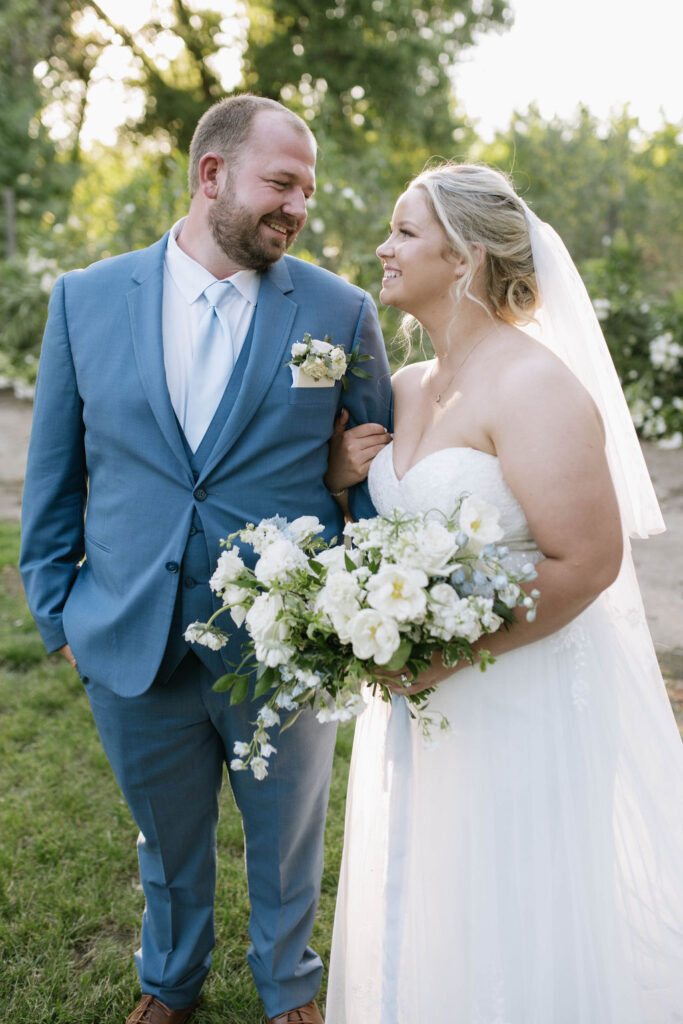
287, 333, 373, 391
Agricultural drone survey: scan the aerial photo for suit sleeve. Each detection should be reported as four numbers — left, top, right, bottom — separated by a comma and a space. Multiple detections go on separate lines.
19, 274, 87, 653
338, 291, 393, 520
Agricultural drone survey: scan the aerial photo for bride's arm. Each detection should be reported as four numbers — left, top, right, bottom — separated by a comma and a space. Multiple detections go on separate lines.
324, 408, 392, 497
389, 353, 624, 694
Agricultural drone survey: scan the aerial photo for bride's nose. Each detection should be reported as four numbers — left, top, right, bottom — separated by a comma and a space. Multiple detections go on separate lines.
376, 237, 392, 260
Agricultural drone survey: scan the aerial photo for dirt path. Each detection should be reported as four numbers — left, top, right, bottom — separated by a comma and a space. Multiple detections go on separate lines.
3, 389, 681, 665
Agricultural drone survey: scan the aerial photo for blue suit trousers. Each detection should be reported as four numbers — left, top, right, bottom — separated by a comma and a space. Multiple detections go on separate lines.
84, 653, 337, 1015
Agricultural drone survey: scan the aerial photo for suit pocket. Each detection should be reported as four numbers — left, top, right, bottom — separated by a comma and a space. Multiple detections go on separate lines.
287, 386, 338, 407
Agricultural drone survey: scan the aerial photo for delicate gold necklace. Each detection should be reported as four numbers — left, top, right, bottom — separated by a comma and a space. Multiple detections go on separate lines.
429, 325, 496, 404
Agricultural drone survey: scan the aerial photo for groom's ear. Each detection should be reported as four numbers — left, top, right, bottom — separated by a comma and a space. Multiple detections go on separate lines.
198, 152, 225, 199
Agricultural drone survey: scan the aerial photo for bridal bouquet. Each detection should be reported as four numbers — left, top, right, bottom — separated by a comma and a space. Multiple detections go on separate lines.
185, 500, 539, 778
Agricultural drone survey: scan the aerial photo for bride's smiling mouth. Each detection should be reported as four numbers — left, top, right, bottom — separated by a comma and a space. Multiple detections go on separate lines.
382, 266, 401, 283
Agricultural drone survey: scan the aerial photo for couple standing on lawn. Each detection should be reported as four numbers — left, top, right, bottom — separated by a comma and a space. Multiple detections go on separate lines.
21, 94, 683, 1023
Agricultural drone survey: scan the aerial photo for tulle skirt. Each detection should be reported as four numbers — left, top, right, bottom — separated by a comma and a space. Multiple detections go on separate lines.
326, 558, 683, 1023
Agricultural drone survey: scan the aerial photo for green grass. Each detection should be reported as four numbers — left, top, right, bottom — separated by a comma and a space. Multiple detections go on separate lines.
0, 522, 353, 1023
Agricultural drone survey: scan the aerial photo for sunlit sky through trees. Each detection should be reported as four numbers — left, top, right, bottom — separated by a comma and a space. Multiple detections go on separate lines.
47, 0, 683, 149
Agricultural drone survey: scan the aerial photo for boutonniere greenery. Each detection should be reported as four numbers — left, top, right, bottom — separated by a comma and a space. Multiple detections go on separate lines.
287, 333, 373, 391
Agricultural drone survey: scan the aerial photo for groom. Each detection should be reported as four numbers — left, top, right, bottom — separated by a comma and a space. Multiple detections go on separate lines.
20, 94, 390, 1024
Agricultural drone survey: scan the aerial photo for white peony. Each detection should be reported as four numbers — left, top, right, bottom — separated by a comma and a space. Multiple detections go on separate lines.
254, 536, 309, 585
366, 565, 428, 623
459, 495, 504, 551
399, 520, 460, 575
209, 547, 246, 593
347, 608, 401, 665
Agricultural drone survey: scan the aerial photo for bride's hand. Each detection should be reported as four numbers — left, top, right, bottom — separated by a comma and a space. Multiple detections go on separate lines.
325, 408, 392, 493
381, 652, 462, 695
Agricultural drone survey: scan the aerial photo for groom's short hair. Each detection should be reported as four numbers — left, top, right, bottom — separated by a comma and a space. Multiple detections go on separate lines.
188, 94, 314, 196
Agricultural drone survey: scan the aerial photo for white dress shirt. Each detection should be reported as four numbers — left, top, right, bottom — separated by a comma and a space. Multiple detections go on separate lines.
162, 218, 260, 431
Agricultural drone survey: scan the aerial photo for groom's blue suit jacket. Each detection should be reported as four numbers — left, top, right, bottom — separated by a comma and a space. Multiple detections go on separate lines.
20, 234, 392, 696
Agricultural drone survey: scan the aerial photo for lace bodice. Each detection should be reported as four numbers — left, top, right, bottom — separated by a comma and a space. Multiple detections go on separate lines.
369, 443, 541, 561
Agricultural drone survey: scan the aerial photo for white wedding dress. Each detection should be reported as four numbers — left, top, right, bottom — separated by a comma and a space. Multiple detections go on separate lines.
326, 443, 683, 1024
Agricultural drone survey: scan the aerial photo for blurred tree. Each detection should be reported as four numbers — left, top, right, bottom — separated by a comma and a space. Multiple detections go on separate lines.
474, 105, 683, 296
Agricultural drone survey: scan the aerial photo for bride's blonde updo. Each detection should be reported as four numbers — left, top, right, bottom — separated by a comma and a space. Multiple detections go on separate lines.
411, 162, 539, 325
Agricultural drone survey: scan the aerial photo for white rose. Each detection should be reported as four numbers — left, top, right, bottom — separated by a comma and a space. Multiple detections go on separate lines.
366, 565, 428, 623
310, 338, 333, 355
209, 547, 246, 593
400, 521, 459, 574
459, 495, 504, 551
291, 341, 308, 357
254, 536, 309, 585
347, 608, 401, 665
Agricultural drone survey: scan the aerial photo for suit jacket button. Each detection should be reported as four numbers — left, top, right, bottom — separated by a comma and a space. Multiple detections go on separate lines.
165, 561, 179, 573
189, 525, 198, 536
194, 487, 207, 501
184, 576, 197, 589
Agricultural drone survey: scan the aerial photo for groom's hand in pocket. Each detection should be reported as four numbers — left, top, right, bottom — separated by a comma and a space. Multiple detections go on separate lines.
326, 407, 392, 492
58, 643, 78, 670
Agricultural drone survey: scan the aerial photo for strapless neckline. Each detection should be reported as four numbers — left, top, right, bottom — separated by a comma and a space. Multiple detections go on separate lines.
388, 443, 498, 484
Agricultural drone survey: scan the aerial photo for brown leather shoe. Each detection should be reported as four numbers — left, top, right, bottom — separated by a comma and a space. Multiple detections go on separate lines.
266, 1000, 324, 1024
125, 994, 199, 1024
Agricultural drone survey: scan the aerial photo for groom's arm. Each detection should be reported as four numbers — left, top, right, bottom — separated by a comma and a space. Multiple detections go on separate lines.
20, 274, 88, 654
335, 291, 392, 520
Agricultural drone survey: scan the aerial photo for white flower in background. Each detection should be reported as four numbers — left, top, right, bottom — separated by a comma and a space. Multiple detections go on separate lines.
658, 431, 682, 450
274, 691, 299, 711
649, 331, 682, 372
366, 565, 428, 623
459, 495, 504, 550
293, 668, 322, 690
254, 536, 309, 585
183, 622, 228, 650
348, 608, 401, 664
592, 297, 611, 321
209, 547, 246, 593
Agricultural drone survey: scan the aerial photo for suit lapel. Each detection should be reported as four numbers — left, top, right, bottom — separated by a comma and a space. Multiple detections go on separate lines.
200, 258, 297, 480
127, 235, 191, 476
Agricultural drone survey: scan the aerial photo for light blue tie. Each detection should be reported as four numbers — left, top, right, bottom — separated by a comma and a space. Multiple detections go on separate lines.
183, 280, 234, 451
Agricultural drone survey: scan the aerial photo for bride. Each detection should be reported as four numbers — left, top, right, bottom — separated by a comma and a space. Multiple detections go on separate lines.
323, 163, 683, 1023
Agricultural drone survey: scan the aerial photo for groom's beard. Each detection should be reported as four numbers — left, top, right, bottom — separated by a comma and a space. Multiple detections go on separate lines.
209, 187, 301, 273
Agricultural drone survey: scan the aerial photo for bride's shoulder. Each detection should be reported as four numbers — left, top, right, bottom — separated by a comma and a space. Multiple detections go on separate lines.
491, 327, 602, 429
391, 359, 431, 392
